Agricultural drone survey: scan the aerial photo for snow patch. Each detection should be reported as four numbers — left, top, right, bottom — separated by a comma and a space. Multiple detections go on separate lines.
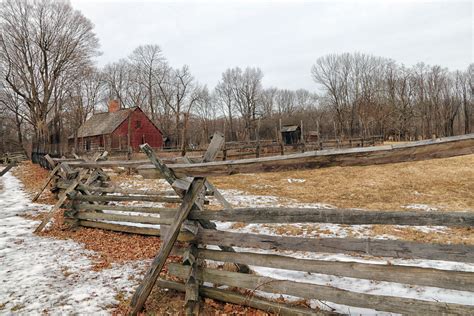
0, 172, 144, 314
403, 204, 439, 211
287, 178, 306, 183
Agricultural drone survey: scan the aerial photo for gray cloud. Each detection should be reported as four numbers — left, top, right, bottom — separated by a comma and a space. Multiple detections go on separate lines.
71, 0, 473, 91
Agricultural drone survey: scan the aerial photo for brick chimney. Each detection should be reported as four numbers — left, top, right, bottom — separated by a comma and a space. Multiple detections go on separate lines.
108, 100, 120, 113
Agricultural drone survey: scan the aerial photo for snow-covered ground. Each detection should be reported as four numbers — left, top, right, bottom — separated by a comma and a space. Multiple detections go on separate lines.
0, 170, 145, 314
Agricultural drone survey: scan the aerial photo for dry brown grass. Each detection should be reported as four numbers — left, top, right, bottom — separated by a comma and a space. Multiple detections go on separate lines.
210, 154, 474, 211
365, 225, 474, 244
211, 154, 474, 245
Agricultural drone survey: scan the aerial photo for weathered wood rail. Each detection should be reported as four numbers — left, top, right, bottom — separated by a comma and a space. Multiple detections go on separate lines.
189, 207, 474, 226
159, 211, 474, 314
0, 163, 15, 177
49, 134, 474, 315
1, 151, 27, 164
168, 264, 473, 315
140, 133, 474, 178
51, 134, 473, 179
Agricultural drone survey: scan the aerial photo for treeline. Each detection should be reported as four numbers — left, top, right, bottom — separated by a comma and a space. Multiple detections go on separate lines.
312, 53, 472, 140
0, 0, 472, 156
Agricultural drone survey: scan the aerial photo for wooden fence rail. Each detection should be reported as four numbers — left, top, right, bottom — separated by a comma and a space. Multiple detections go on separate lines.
73, 204, 176, 214
194, 248, 474, 292
138, 133, 474, 178
168, 264, 473, 315
1, 151, 27, 164
66, 205, 474, 228
189, 207, 474, 227
51, 135, 474, 315
194, 229, 474, 263
48, 134, 473, 179
71, 194, 182, 203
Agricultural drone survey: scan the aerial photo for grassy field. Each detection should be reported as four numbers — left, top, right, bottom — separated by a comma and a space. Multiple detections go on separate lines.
211, 154, 474, 211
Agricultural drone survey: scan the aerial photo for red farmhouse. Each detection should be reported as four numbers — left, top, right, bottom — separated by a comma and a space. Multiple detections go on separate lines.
69, 100, 163, 153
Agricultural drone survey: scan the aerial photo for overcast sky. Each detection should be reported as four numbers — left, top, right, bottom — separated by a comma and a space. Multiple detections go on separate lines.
71, 0, 472, 91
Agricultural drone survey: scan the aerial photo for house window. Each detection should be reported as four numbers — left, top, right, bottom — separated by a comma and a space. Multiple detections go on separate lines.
84, 139, 91, 151
141, 135, 146, 144
135, 121, 141, 129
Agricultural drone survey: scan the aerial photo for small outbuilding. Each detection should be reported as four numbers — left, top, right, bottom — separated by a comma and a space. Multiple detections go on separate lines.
281, 125, 301, 145
69, 100, 164, 153
306, 131, 320, 143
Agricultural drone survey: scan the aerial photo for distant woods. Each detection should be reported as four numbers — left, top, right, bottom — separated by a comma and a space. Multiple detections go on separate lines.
0, 0, 472, 156
312, 53, 473, 140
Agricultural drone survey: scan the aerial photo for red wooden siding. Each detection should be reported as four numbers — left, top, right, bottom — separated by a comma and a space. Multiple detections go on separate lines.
112, 108, 163, 151
70, 107, 163, 153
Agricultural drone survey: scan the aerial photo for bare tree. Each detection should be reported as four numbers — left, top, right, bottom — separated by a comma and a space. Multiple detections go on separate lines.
0, 0, 99, 154
0, 87, 27, 153
275, 89, 296, 115
129, 44, 166, 121
102, 59, 145, 108
193, 86, 216, 145
66, 68, 104, 152
220, 67, 263, 140
311, 54, 350, 137
458, 65, 473, 134
155, 65, 200, 147
295, 89, 318, 111
215, 69, 238, 141
261, 88, 277, 118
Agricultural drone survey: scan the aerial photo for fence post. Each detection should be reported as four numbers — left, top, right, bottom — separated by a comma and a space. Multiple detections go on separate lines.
184, 244, 200, 315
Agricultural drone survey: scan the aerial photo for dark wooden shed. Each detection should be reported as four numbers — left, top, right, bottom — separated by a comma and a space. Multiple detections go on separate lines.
281, 125, 301, 145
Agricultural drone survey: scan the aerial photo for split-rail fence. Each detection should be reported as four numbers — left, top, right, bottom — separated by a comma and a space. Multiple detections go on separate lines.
32, 133, 474, 315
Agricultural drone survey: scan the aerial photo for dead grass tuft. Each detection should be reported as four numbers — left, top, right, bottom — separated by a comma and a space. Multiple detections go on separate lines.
366, 226, 474, 245
231, 222, 248, 229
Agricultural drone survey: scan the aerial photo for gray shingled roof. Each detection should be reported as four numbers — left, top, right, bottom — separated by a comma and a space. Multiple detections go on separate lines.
73, 108, 135, 138
281, 125, 299, 132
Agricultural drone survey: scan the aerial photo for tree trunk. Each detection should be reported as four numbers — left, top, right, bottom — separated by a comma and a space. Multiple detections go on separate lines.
14, 112, 26, 155
228, 112, 235, 141
464, 97, 471, 134
181, 113, 189, 156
